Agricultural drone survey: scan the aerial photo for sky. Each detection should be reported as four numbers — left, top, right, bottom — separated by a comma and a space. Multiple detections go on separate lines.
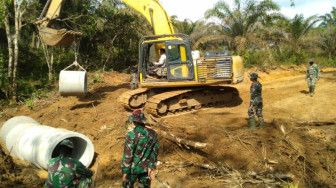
160, 0, 336, 22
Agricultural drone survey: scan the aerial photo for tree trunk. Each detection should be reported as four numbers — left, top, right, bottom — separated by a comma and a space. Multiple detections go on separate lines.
3, 4, 13, 80
49, 47, 54, 81
12, 0, 21, 102
31, 32, 36, 48
41, 43, 54, 82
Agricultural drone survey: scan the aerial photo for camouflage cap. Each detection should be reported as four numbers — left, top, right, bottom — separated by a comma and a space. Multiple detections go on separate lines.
60, 139, 74, 149
309, 59, 314, 63
128, 109, 147, 123
248, 73, 259, 79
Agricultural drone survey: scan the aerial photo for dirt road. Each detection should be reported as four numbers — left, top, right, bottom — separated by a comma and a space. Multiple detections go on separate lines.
1, 66, 336, 187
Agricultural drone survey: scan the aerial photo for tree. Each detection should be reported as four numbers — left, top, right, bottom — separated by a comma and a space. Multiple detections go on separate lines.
1, 0, 15, 100
318, 7, 336, 61
283, 14, 319, 54
171, 17, 218, 51
319, 7, 336, 28
1, 0, 34, 102
203, 0, 280, 53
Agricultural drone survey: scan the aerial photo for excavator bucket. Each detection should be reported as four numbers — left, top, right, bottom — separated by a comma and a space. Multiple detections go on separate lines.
38, 26, 82, 46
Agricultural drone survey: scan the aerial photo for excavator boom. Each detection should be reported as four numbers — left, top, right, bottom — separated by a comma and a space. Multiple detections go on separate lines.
122, 0, 175, 35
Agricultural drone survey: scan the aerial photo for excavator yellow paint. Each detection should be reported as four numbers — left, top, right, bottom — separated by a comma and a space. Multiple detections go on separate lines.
231, 56, 244, 84
122, 0, 175, 35
180, 45, 187, 62
140, 73, 143, 82
45, 0, 63, 20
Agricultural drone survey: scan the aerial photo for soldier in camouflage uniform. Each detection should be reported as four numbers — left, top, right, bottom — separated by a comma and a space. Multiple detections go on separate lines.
305, 59, 320, 97
122, 109, 159, 188
130, 68, 139, 90
247, 73, 264, 130
45, 139, 93, 188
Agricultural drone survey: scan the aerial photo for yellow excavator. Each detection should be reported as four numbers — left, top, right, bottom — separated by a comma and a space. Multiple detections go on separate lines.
36, 0, 245, 116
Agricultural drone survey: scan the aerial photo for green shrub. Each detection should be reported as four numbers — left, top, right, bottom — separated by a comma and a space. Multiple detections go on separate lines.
242, 50, 264, 68
92, 73, 104, 83
25, 98, 35, 109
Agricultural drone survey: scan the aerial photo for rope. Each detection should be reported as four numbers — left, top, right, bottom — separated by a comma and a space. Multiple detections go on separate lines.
62, 61, 86, 71
62, 40, 86, 71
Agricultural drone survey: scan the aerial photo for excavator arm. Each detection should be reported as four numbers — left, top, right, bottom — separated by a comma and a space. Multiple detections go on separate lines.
36, 0, 174, 46
122, 0, 175, 35
35, 0, 82, 46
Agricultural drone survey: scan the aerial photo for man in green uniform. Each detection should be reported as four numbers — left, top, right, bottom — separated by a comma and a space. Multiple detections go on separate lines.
130, 68, 139, 90
248, 73, 263, 130
305, 59, 320, 97
45, 139, 93, 188
122, 109, 160, 188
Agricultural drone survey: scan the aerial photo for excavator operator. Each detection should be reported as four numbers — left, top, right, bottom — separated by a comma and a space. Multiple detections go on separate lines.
150, 48, 166, 78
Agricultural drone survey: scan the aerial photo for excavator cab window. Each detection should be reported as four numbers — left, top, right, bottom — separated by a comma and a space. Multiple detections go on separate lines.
166, 41, 194, 80
140, 42, 167, 80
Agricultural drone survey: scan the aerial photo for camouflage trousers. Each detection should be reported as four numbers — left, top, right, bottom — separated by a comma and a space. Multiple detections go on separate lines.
307, 77, 317, 87
75, 177, 92, 188
131, 83, 139, 90
45, 177, 92, 188
123, 173, 151, 188
248, 101, 263, 118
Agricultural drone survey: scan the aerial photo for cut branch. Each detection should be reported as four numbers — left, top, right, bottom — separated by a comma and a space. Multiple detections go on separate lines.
145, 114, 211, 150
154, 128, 210, 150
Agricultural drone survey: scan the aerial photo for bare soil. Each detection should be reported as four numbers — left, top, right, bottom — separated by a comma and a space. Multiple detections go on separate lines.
1, 66, 336, 188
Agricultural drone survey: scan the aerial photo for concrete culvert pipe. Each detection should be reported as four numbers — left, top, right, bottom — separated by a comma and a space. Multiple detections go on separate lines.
59, 70, 87, 97
0, 116, 94, 170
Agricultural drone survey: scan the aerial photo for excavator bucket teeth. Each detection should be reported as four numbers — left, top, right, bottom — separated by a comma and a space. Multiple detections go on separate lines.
38, 27, 82, 46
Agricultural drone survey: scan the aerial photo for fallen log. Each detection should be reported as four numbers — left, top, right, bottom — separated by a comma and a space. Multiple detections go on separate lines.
296, 121, 336, 126
145, 114, 211, 150
153, 128, 210, 150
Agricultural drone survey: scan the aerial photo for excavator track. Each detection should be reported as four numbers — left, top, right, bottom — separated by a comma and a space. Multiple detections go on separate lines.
144, 86, 239, 117
119, 88, 151, 110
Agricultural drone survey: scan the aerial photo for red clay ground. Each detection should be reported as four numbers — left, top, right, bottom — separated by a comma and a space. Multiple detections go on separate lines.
1, 66, 336, 187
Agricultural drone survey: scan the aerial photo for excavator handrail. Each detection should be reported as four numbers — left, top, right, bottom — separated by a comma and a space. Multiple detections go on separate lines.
139, 34, 192, 46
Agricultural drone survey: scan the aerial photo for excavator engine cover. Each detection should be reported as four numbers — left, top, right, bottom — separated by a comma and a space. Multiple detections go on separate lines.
38, 27, 82, 46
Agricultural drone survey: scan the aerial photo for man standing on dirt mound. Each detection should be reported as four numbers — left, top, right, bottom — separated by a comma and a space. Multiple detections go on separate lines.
122, 109, 160, 188
45, 139, 93, 188
305, 59, 320, 97
248, 73, 264, 131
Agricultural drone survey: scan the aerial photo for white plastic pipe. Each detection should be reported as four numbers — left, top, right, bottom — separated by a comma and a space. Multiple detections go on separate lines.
59, 70, 87, 97
1, 116, 94, 170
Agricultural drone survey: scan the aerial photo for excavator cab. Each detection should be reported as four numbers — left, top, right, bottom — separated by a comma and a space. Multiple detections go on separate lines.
140, 34, 195, 83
